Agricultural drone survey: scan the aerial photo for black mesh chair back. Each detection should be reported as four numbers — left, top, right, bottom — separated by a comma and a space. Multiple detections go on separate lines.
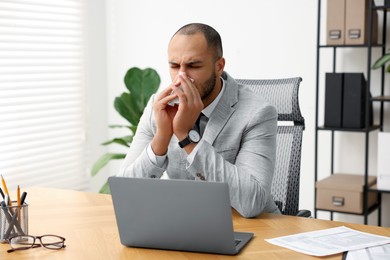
236, 77, 304, 216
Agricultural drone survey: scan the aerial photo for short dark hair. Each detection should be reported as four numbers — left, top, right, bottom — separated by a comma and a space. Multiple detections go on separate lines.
173, 23, 223, 60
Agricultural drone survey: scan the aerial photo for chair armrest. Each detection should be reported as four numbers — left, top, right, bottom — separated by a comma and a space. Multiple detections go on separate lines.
296, 209, 312, 218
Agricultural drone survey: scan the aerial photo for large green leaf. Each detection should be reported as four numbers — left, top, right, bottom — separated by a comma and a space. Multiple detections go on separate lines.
101, 136, 133, 147
124, 67, 160, 115
129, 125, 137, 134
114, 93, 140, 126
91, 153, 126, 176
108, 124, 137, 135
141, 68, 161, 104
108, 124, 132, 129
372, 52, 390, 70
99, 181, 111, 194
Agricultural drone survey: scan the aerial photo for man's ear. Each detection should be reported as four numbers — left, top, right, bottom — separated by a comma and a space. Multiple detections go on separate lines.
215, 57, 225, 77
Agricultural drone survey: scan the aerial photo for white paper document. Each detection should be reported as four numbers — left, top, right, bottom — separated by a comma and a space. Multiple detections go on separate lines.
265, 226, 390, 257
346, 244, 390, 260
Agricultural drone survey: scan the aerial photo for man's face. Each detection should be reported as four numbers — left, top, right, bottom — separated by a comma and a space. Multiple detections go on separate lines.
168, 33, 222, 102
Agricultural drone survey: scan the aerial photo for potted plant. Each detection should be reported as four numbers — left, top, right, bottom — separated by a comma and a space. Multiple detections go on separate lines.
92, 67, 160, 193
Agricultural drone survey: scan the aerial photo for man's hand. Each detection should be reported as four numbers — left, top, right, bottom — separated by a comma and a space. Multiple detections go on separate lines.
151, 72, 203, 155
171, 72, 203, 142
150, 80, 180, 155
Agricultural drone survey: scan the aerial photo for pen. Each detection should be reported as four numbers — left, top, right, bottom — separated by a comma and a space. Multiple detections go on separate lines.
20, 192, 27, 205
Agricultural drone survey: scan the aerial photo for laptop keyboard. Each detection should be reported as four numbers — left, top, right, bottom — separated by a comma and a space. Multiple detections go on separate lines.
235, 239, 242, 247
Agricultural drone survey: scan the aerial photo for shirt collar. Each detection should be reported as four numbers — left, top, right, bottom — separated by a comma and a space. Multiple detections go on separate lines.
202, 77, 225, 118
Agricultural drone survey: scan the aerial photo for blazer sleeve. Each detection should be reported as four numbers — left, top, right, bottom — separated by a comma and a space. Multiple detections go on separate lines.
186, 104, 278, 218
117, 95, 167, 178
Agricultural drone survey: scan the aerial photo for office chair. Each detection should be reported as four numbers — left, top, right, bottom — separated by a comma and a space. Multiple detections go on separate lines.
236, 77, 311, 217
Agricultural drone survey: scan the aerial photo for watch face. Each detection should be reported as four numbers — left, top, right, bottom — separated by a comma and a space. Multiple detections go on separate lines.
188, 130, 200, 142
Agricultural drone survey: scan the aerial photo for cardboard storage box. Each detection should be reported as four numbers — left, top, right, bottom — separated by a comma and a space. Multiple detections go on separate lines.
327, 0, 346, 45
345, 0, 378, 45
316, 174, 377, 213
327, 0, 378, 45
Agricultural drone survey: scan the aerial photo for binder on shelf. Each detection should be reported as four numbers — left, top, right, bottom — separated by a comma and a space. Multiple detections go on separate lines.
377, 132, 390, 191
345, 0, 378, 45
326, 0, 346, 45
324, 73, 344, 127
342, 73, 372, 129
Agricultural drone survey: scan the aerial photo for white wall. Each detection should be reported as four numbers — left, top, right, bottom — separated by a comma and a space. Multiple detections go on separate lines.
84, 0, 109, 191
92, 0, 390, 226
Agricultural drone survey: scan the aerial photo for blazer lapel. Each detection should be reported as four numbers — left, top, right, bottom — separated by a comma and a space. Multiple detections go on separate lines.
204, 72, 239, 145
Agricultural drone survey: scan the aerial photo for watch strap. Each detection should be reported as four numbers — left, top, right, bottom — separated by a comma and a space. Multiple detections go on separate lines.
178, 129, 200, 148
178, 137, 191, 148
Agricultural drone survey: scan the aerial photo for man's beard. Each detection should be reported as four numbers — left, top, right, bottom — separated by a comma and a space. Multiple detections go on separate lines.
200, 72, 217, 101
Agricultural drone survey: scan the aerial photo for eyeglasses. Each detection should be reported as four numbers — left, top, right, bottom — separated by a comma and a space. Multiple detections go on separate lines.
7, 234, 66, 253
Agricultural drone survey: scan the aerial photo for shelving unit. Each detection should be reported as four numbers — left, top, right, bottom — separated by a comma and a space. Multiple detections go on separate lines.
314, 0, 390, 225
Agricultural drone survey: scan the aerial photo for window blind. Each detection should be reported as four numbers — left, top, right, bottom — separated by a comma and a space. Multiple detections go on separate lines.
0, 0, 88, 191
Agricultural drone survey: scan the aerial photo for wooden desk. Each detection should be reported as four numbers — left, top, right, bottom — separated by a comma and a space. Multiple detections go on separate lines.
1, 188, 389, 259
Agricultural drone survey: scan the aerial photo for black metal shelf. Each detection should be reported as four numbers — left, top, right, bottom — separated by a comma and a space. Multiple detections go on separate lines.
314, 0, 387, 226
316, 202, 380, 216
319, 44, 385, 48
317, 125, 381, 132
369, 185, 390, 194
371, 95, 390, 102
373, 5, 390, 11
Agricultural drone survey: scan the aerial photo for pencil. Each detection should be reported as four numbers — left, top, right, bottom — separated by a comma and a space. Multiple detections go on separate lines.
17, 185, 20, 207
0, 175, 12, 207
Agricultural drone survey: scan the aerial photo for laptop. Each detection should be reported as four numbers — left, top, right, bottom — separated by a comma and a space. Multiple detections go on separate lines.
108, 177, 253, 255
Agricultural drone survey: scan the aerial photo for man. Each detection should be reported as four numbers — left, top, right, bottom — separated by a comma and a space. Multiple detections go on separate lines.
118, 23, 280, 218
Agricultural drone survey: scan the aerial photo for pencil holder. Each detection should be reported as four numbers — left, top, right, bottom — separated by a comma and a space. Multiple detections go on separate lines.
0, 202, 28, 243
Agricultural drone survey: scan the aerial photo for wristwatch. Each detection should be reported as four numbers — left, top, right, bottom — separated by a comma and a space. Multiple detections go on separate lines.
178, 130, 200, 148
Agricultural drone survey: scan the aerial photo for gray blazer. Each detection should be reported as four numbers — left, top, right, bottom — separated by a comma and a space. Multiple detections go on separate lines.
118, 72, 280, 217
